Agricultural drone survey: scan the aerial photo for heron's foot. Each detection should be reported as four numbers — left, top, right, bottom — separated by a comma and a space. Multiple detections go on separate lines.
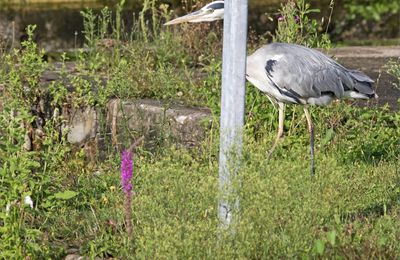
266, 135, 284, 162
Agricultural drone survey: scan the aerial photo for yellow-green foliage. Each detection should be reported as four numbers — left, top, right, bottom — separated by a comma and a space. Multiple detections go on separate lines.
385, 58, 400, 90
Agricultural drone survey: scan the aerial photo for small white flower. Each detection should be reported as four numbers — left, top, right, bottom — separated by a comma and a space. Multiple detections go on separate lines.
24, 195, 34, 209
5, 203, 11, 215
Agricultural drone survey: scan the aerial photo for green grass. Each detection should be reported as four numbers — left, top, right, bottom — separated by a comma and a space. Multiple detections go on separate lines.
28, 135, 399, 258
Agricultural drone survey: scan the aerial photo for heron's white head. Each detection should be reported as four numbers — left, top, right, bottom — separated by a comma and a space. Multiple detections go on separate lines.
164, 1, 224, 25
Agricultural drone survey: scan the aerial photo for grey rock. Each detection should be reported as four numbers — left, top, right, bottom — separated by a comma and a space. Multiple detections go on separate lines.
66, 107, 98, 145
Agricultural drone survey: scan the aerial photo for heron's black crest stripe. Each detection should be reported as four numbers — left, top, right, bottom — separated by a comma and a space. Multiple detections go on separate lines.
207, 2, 224, 10
265, 60, 277, 77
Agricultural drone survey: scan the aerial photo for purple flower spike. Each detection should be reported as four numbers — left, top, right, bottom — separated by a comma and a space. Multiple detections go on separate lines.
120, 149, 134, 238
121, 150, 133, 195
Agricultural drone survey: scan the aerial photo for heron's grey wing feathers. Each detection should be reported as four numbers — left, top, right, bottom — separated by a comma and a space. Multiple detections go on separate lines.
252, 43, 374, 99
265, 43, 344, 98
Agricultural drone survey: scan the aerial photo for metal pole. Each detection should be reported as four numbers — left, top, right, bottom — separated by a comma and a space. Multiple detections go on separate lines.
218, 0, 248, 228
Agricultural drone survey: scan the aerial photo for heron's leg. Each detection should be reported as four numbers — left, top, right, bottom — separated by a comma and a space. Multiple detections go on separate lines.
267, 102, 285, 161
303, 106, 315, 176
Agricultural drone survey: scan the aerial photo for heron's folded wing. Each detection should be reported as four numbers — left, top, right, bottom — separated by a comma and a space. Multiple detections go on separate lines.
265, 45, 351, 99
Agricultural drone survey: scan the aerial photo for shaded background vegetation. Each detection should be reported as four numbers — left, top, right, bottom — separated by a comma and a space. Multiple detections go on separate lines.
0, 0, 399, 52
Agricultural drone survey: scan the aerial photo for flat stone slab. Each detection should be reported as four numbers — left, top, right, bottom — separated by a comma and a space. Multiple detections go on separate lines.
329, 46, 400, 58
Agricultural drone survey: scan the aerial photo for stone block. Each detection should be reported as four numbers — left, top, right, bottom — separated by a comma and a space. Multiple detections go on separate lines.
106, 99, 212, 148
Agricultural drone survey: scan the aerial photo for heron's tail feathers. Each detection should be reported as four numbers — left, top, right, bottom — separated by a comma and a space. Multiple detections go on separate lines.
348, 70, 377, 99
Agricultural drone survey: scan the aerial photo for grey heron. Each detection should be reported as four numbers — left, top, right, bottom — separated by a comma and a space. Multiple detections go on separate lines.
165, 1, 377, 175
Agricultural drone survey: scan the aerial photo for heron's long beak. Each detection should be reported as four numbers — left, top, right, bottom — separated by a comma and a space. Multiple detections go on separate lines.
164, 10, 212, 25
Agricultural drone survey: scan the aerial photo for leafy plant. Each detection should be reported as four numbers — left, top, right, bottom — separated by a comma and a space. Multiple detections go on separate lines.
0, 24, 71, 259
385, 58, 400, 90
273, 0, 332, 49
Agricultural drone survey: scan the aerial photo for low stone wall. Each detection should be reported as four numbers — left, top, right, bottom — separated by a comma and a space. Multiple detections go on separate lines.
108, 99, 211, 147
65, 99, 212, 148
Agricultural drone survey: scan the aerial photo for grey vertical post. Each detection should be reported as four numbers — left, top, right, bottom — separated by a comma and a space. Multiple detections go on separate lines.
218, 0, 248, 227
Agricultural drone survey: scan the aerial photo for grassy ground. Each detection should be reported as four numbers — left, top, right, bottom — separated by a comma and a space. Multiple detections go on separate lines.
28, 130, 400, 258
0, 0, 399, 258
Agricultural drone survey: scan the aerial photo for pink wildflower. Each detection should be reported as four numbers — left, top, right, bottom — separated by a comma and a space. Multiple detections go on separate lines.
121, 150, 133, 195
120, 149, 134, 238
